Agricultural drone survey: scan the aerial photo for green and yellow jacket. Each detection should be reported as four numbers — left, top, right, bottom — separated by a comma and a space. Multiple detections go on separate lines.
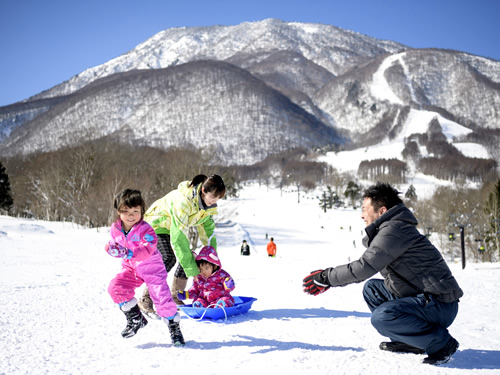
144, 181, 218, 277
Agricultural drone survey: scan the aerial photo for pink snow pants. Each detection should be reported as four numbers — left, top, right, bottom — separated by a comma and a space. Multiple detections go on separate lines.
108, 252, 177, 319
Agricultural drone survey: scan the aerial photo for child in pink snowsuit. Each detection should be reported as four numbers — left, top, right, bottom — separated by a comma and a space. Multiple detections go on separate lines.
106, 189, 184, 345
178, 245, 235, 308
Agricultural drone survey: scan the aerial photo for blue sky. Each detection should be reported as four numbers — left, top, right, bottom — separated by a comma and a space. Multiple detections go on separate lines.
1, 0, 499, 107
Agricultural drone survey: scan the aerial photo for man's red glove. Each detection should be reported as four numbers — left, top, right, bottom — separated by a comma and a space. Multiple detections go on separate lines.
303, 269, 331, 296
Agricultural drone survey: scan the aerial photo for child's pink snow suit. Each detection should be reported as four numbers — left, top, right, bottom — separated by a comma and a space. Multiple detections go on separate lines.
107, 218, 177, 319
188, 246, 235, 308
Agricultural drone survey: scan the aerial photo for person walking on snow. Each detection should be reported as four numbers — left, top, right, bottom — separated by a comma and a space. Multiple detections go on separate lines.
177, 245, 236, 308
267, 237, 277, 257
105, 189, 184, 346
139, 174, 225, 313
241, 240, 250, 256
303, 182, 463, 365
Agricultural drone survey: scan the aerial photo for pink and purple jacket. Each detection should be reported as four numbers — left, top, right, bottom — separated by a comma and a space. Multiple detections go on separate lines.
107, 218, 177, 319
188, 246, 235, 307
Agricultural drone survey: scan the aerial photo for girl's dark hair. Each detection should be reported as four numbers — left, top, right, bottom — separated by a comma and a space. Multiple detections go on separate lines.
196, 259, 219, 272
189, 174, 226, 198
114, 189, 146, 216
362, 182, 402, 211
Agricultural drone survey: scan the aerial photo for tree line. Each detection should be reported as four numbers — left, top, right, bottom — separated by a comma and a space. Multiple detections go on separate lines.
1, 141, 232, 227
315, 178, 500, 263
1, 142, 498, 262
400, 118, 498, 182
406, 179, 500, 264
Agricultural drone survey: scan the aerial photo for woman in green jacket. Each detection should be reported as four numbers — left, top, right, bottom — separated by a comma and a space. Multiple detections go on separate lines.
139, 174, 226, 314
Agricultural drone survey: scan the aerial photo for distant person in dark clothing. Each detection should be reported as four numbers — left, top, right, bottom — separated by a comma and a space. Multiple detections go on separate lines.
241, 240, 250, 256
303, 182, 463, 365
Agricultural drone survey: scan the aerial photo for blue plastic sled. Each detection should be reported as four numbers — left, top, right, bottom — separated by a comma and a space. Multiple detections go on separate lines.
179, 296, 257, 321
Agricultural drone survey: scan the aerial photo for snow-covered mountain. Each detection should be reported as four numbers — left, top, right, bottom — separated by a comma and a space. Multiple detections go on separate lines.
0, 61, 342, 164
29, 18, 405, 99
0, 18, 499, 168
315, 49, 500, 139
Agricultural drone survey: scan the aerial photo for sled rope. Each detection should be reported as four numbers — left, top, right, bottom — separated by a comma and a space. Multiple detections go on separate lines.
183, 303, 228, 322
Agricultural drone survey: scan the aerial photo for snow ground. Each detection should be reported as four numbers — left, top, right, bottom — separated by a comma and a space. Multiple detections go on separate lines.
1, 183, 499, 375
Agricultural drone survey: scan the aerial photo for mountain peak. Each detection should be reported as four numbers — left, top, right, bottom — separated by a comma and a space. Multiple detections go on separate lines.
0, 19, 498, 171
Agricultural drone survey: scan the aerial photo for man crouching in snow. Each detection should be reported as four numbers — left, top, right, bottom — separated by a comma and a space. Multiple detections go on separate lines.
303, 182, 463, 365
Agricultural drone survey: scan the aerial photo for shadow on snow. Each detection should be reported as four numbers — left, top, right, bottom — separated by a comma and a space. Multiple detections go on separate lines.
177, 307, 370, 324
137, 335, 363, 354
441, 349, 500, 370
247, 307, 371, 321
137, 308, 500, 370
136, 308, 369, 353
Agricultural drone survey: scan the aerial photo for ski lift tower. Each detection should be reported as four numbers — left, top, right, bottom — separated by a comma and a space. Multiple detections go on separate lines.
449, 213, 474, 269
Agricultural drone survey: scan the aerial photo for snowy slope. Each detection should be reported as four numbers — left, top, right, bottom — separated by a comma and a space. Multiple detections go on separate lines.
1, 184, 499, 374
318, 105, 490, 199
320, 108, 487, 165
314, 49, 495, 184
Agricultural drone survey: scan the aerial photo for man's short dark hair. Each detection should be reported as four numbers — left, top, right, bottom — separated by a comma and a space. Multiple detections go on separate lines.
363, 182, 402, 211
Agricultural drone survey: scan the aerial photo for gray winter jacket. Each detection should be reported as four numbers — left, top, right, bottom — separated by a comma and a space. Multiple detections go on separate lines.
325, 203, 463, 303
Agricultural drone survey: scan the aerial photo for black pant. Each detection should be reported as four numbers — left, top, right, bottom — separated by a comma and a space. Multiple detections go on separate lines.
363, 279, 458, 354
157, 234, 186, 278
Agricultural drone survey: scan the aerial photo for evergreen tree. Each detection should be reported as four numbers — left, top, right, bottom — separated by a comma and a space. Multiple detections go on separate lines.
325, 186, 333, 209
344, 181, 361, 208
318, 191, 328, 213
405, 184, 418, 210
0, 161, 14, 213
405, 184, 417, 200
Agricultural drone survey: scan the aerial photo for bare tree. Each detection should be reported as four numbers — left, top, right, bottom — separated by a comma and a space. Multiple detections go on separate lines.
483, 179, 500, 259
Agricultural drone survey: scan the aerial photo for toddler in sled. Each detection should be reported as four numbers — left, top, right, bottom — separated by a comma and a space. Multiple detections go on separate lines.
177, 245, 235, 308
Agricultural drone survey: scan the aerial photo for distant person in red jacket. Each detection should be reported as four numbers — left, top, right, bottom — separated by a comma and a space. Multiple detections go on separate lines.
267, 237, 277, 257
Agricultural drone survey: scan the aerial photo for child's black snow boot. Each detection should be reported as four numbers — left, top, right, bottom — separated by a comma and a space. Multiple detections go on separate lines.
121, 300, 148, 338
165, 313, 185, 346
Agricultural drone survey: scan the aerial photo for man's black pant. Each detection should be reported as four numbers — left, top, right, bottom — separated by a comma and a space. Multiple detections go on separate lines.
363, 279, 459, 354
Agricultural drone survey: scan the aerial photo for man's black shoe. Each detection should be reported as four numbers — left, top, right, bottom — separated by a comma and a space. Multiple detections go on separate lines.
379, 341, 425, 354
423, 337, 459, 365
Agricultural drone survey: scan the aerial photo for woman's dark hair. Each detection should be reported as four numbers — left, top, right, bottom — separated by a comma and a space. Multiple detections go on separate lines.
189, 174, 226, 198
362, 182, 402, 211
114, 189, 146, 216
